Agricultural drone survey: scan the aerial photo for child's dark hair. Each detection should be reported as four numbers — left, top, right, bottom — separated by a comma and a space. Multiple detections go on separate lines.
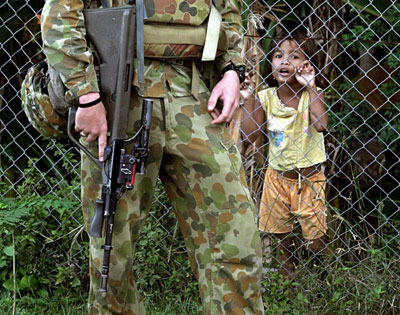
264, 26, 319, 87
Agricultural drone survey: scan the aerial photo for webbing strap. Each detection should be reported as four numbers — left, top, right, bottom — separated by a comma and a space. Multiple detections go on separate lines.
201, 5, 221, 61
143, 24, 207, 45
191, 61, 200, 100
136, 0, 146, 84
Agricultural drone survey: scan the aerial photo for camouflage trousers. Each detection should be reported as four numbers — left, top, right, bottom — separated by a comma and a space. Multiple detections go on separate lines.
81, 91, 264, 314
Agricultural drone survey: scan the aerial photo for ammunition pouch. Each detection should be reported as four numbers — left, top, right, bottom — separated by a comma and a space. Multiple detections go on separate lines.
143, 5, 227, 60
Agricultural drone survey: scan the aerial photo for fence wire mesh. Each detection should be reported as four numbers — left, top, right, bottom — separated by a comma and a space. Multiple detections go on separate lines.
0, 0, 399, 312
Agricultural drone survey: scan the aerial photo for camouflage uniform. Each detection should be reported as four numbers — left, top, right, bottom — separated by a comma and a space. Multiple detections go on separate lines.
41, 0, 264, 314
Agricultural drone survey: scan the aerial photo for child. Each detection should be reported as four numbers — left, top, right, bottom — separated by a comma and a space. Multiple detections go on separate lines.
240, 27, 329, 278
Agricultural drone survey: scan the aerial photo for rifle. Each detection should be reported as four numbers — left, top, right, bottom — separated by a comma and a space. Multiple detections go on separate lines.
67, 3, 152, 292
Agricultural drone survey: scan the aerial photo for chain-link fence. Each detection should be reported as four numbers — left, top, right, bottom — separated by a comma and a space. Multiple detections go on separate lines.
236, 1, 400, 311
1, 0, 399, 312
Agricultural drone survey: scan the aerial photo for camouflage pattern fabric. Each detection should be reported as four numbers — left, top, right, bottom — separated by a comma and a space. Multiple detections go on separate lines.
143, 42, 206, 58
81, 88, 264, 314
144, 0, 211, 25
41, 0, 264, 313
41, 0, 244, 102
21, 61, 68, 139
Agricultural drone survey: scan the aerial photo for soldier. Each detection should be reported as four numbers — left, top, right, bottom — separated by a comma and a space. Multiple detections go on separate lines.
41, 0, 264, 313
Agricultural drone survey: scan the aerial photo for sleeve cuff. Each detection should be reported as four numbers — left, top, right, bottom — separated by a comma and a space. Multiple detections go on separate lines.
216, 51, 245, 73
64, 65, 100, 102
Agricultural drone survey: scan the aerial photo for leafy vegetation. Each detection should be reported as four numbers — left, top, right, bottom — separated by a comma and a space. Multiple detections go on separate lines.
241, 1, 400, 314
330, 3, 400, 152
262, 257, 400, 314
0, 148, 86, 312
0, 173, 203, 313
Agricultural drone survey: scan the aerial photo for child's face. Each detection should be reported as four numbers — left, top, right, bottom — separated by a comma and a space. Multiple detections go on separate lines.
271, 39, 307, 85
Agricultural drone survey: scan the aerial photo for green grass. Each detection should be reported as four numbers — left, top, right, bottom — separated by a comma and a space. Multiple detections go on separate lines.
0, 291, 87, 315
0, 290, 202, 315
261, 263, 400, 315
1, 249, 399, 315
2, 269, 399, 315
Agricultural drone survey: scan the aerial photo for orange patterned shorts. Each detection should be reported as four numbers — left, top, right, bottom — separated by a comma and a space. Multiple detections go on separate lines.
259, 167, 327, 240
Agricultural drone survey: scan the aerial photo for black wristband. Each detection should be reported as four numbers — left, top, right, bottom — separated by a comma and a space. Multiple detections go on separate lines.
221, 63, 246, 83
78, 96, 102, 108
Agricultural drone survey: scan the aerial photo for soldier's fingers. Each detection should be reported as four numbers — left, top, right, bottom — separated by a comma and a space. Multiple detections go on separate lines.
208, 88, 222, 112
74, 120, 83, 133
226, 102, 239, 122
212, 99, 234, 124
98, 131, 107, 162
209, 108, 220, 120
212, 112, 228, 125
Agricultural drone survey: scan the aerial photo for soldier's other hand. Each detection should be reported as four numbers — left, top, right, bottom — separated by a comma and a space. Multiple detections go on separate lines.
208, 70, 241, 125
75, 93, 108, 162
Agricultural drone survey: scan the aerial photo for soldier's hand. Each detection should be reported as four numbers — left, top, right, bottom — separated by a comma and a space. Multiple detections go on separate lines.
208, 70, 241, 124
76, 93, 108, 162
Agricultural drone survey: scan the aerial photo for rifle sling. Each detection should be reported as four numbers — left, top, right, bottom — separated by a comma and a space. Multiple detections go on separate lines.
136, 0, 146, 84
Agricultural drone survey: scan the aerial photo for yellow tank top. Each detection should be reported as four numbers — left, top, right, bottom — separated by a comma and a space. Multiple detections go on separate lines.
258, 87, 326, 171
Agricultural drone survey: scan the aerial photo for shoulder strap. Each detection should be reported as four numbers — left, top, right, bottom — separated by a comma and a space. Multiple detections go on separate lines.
201, 5, 221, 61
136, 0, 146, 84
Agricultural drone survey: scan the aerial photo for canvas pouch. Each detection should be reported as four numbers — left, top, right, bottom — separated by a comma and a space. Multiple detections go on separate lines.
21, 60, 69, 139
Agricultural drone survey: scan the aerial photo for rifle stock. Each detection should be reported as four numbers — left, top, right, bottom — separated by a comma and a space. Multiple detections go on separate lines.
84, 5, 136, 141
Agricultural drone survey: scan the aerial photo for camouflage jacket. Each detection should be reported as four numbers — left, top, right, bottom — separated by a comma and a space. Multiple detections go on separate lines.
41, 0, 245, 101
